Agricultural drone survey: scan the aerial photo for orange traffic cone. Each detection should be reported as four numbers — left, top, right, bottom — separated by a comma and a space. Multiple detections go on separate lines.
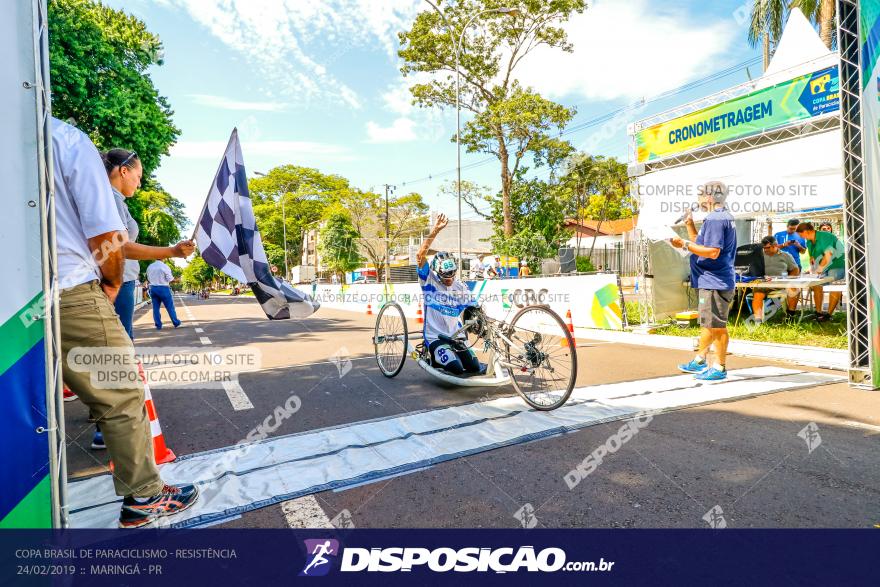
366, 304, 373, 315
109, 361, 176, 471
561, 309, 577, 348
416, 308, 424, 324
140, 362, 176, 464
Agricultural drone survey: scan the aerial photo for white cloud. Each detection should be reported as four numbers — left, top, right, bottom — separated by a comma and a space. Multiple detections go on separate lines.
164, 0, 421, 108
515, 0, 736, 102
365, 118, 417, 143
189, 94, 289, 111
365, 72, 451, 143
170, 140, 354, 160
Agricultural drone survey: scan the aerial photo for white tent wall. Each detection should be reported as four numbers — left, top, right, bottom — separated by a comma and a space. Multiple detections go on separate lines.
635, 129, 843, 235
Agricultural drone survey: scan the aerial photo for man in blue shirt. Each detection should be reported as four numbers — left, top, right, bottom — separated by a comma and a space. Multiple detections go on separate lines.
771, 218, 807, 269
670, 180, 738, 381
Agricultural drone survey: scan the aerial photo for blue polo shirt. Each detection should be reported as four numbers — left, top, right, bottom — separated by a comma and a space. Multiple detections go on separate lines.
690, 208, 737, 290
773, 230, 806, 268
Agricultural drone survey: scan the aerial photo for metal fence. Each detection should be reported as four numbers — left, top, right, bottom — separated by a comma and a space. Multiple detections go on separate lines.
577, 242, 642, 276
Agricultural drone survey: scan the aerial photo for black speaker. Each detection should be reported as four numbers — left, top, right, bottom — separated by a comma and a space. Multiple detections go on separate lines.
558, 246, 576, 273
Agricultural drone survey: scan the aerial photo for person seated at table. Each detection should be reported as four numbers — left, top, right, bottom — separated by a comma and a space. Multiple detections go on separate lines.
770, 218, 807, 270
796, 222, 846, 322
751, 236, 800, 323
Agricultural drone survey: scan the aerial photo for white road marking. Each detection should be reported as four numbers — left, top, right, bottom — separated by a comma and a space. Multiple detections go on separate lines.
222, 378, 254, 410
195, 328, 204, 333
200, 336, 212, 345
281, 496, 333, 529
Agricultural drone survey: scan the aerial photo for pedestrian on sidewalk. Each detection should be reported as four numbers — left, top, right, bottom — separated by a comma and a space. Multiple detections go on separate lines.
147, 260, 182, 329
53, 117, 199, 527
670, 180, 737, 381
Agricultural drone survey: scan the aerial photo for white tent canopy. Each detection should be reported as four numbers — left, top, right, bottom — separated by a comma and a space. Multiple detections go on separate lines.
760, 8, 833, 82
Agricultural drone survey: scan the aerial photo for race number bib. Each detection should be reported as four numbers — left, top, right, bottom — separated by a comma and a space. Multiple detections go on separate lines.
434, 346, 454, 365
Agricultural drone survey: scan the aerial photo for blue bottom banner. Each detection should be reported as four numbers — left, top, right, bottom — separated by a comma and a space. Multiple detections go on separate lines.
0, 529, 874, 585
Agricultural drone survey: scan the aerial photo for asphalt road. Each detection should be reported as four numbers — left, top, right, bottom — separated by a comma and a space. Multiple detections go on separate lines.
64, 293, 880, 528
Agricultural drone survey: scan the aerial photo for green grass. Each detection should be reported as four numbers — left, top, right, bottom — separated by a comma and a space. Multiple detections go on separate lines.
651, 312, 847, 349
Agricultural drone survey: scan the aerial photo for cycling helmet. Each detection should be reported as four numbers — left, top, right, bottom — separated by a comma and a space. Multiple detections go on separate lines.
431, 251, 458, 279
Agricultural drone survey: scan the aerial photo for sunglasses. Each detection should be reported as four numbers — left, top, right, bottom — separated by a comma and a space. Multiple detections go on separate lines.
118, 151, 138, 168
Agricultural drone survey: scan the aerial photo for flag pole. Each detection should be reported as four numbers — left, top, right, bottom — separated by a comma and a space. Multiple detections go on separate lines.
191, 128, 239, 242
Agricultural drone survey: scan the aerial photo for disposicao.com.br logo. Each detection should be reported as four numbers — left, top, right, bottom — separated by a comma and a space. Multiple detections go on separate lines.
337, 546, 614, 574
300, 539, 340, 577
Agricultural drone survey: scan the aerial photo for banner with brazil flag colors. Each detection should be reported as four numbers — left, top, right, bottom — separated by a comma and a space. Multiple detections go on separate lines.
635, 65, 839, 163
857, 0, 880, 386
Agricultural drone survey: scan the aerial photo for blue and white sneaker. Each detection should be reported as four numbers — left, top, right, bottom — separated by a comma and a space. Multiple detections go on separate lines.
678, 359, 708, 374
695, 367, 727, 381
91, 430, 106, 450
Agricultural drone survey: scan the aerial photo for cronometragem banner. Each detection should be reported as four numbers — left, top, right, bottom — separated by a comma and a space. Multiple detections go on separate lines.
635, 65, 839, 162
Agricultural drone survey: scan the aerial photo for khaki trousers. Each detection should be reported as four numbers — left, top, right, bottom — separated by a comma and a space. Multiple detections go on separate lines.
60, 281, 163, 498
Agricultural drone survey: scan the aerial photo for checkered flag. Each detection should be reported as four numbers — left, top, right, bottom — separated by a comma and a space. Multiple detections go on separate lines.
194, 129, 320, 320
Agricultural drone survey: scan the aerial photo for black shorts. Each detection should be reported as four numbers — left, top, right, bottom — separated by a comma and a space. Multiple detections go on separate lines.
698, 288, 734, 328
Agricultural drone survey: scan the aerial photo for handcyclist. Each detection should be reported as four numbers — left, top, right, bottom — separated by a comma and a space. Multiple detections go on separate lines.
416, 213, 485, 375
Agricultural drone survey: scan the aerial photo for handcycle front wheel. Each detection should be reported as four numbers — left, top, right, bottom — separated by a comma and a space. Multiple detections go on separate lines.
504, 305, 577, 411
373, 302, 408, 377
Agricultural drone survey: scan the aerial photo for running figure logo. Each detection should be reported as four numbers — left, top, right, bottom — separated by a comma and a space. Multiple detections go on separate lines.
299, 539, 340, 576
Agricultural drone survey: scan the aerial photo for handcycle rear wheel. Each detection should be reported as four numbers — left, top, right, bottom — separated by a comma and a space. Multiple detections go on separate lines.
373, 302, 408, 377
504, 305, 577, 410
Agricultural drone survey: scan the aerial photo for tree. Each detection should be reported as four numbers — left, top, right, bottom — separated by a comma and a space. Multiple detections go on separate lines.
748, 0, 788, 71
792, 0, 836, 49
453, 173, 571, 253
127, 188, 184, 246
48, 0, 179, 176
248, 165, 351, 263
337, 191, 429, 275
559, 154, 635, 257
399, 0, 586, 236
262, 243, 287, 274
181, 253, 215, 290
492, 228, 556, 273
318, 212, 362, 278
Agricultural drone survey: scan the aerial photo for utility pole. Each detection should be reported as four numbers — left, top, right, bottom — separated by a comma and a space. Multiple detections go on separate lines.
383, 184, 395, 284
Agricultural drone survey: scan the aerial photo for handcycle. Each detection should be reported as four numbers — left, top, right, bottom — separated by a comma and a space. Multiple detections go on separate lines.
372, 301, 578, 411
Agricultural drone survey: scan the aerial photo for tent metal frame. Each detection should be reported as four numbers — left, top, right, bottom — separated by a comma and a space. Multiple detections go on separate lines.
837, 0, 874, 388
31, 0, 66, 527
628, 31, 874, 388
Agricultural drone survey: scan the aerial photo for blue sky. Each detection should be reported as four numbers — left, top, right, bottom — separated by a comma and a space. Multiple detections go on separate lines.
107, 0, 765, 226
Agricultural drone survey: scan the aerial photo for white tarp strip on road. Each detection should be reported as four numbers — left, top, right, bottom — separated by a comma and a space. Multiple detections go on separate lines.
67, 366, 842, 528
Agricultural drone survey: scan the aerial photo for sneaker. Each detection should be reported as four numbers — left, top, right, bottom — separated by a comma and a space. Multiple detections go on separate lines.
695, 367, 727, 381
678, 359, 708, 374
90, 430, 106, 450
815, 312, 832, 323
63, 387, 78, 402
118, 483, 200, 528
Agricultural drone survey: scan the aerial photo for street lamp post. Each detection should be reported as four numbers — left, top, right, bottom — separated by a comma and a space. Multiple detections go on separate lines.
254, 171, 289, 280
435, 6, 519, 277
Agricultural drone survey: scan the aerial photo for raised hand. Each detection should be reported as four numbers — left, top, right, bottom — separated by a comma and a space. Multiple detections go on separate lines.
432, 213, 449, 234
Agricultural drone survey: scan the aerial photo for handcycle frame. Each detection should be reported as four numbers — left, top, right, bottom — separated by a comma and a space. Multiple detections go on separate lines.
374, 303, 556, 387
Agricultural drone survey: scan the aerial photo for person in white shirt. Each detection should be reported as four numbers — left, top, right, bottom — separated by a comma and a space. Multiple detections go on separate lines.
53, 117, 199, 527
146, 260, 181, 329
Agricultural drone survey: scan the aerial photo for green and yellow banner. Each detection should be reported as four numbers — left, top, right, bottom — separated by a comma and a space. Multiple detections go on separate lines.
635, 65, 839, 163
